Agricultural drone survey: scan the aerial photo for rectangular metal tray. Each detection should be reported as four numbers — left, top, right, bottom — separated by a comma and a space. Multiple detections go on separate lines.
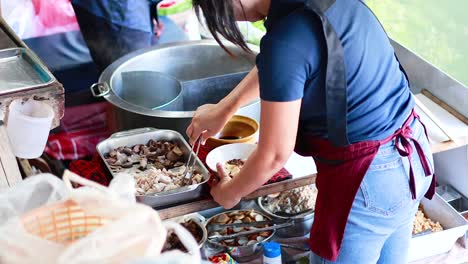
96, 127, 210, 208
436, 184, 463, 202
0, 48, 54, 96
449, 196, 468, 214
408, 193, 468, 262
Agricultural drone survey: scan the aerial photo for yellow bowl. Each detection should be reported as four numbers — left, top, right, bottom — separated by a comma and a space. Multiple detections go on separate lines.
205, 115, 259, 149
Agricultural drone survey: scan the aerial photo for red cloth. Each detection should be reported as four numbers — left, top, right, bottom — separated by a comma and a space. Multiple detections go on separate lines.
69, 153, 111, 187
295, 109, 435, 261
45, 102, 114, 160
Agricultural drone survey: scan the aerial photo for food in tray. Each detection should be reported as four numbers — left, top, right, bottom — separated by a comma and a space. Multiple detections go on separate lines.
412, 207, 443, 235
132, 166, 203, 195
104, 139, 204, 195
207, 210, 273, 247
163, 219, 204, 252
262, 185, 318, 215
104, 140, 185, 171
224, 159, 245, 177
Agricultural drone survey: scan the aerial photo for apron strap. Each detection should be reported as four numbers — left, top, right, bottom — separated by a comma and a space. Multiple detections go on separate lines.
149, 0, 163, 24
304, 0, 350, 147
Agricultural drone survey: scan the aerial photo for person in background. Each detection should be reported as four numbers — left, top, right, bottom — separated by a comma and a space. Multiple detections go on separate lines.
71, 0, 162, 71
186, 0, 435, 263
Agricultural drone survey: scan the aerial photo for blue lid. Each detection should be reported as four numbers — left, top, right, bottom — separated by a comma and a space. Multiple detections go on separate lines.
263, 242, 281, 258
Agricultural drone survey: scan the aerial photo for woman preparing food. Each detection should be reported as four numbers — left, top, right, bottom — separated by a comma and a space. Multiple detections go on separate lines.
187, 0, 435, 263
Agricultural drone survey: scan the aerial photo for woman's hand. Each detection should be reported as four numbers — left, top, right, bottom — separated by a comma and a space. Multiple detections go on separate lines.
210, 163, 241, 209
186, 103, 233, 145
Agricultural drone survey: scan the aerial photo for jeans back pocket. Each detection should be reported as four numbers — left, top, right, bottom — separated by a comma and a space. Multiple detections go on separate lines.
360, 146, 412, 216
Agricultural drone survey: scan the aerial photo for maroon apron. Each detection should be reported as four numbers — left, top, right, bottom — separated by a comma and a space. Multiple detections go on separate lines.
295, 0, 436, 261
295, 110, 436, 261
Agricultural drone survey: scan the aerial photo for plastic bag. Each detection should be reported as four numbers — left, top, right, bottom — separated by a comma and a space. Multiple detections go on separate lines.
1, 0, 37, 38
32, 0, 77, 28
2, 0, 78, 39
0, 172, 200, 264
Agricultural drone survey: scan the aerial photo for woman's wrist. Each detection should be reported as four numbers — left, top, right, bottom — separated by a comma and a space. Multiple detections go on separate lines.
219, 95, 241, 116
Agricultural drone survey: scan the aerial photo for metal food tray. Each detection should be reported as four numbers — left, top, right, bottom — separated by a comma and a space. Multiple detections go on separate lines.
96, 127, 210, 208
408, 193, 468, 262
0, 48, 54, 96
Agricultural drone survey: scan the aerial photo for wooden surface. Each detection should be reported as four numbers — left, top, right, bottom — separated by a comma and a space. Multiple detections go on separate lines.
158, 174, 317, 220
18, 158, 34, 177
0, 123, 22, 189
422, 89, 468, 125
414, 96, 458, 143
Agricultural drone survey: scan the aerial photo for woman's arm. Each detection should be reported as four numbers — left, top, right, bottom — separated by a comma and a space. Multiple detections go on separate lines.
220, 66, 260, 112
187, 66, 260, 144
211, 98, 302, 208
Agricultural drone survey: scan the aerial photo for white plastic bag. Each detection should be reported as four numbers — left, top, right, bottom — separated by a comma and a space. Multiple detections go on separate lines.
0, 171, 201, 264
0, 173, 67, 225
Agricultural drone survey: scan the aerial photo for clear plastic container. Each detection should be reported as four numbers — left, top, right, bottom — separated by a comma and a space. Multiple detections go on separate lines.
6, 99, 53, 159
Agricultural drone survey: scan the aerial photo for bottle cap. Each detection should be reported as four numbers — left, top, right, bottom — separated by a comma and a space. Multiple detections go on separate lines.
263, 242, 281, 258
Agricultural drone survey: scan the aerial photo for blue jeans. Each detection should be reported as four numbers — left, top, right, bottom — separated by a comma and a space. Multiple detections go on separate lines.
310, 118, 434, 264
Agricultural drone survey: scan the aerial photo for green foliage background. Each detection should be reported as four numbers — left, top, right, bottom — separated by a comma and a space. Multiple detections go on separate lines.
366, 0, 468, 86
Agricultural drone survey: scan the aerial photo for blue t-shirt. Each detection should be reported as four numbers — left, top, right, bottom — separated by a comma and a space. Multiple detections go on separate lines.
256, 0, 414, 143
72, 0, 153, 33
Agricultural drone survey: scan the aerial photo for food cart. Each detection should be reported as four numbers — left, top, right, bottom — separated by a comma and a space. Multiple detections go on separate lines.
0, 3, 467, 264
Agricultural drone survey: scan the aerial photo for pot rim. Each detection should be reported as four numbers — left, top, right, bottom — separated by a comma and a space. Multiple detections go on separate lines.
257, 196, 315, 220
97, 40, 259, 118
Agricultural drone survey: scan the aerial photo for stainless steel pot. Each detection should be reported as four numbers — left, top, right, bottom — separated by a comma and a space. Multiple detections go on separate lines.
204, 209, 275, 262
257, 197, 314, 238
91, 41, 259, 138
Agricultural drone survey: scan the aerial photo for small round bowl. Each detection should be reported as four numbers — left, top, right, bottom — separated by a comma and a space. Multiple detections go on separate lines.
206, 143, 256, 173
205, 115, 258, 149
164, 213, 208, 250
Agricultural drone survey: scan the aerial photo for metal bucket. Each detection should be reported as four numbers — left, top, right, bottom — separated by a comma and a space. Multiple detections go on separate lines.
119, 71, 183, 110
91, 40, 259, 137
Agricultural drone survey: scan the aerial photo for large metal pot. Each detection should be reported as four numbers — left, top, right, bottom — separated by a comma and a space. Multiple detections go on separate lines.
91, 41, 259, 137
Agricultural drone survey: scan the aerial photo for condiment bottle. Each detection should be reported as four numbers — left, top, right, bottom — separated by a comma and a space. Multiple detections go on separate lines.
263, 242, 282, 264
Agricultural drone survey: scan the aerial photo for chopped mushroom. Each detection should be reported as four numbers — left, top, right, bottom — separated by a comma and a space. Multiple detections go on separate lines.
104, 139, 205, 195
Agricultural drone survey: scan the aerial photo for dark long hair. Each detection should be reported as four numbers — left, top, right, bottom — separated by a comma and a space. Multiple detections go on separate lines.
192, 0, 252, 55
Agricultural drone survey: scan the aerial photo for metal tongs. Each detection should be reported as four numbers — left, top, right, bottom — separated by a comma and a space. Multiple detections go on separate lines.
207, 220, 283, 232
183, 137, 201, 183
208, 221, 294, 242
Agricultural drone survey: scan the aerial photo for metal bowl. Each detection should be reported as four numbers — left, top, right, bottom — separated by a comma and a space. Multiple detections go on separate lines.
204, 209, 275, 262
257, 196, 314, 238
165, 213, 208, 250
205, 115, 259, 149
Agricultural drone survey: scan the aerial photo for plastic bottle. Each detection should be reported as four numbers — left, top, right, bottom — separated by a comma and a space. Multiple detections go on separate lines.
263, 242, 282, 264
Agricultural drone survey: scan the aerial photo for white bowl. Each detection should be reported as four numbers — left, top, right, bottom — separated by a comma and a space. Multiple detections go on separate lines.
205, 143, 256, 173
